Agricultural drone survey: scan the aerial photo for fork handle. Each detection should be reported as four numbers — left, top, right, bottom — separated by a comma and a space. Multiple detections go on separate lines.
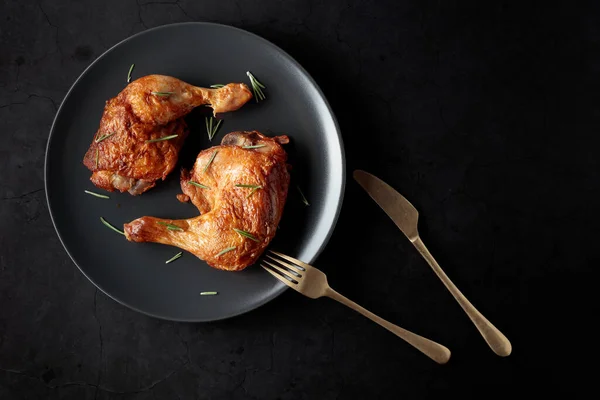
412, 236, 512, 357
324, 287, 451, 364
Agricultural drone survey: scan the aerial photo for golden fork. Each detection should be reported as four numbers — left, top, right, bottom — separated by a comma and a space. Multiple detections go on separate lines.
262, 251, 451, 364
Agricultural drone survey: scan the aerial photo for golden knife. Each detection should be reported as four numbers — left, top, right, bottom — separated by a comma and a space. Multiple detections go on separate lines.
353, 170, 512, 357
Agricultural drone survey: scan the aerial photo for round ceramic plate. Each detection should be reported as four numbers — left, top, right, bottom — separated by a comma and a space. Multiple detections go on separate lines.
45, 22, 345, 321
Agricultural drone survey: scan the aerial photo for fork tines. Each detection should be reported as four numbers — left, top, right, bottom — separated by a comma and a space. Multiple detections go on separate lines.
261, 251, 307, 286
268, 251, 307, 271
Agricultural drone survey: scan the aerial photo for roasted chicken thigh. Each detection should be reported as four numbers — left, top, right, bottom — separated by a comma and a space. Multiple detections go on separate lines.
83, 75, 252, 195
124, 131, 290, 271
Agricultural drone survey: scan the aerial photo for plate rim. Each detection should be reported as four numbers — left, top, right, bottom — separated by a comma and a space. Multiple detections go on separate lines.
44, 22, 346, 322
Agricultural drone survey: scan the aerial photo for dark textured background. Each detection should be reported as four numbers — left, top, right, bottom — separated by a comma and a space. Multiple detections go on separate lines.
1, 0, 597, 398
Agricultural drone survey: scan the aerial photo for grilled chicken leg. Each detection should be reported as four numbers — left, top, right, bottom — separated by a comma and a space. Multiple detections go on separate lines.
83, 75, 252, 195
124, 131, 290, 271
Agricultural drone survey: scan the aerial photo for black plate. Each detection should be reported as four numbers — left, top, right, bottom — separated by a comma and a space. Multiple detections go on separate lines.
45, 23, 345, 321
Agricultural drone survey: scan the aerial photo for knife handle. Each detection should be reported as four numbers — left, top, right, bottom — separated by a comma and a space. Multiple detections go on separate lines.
412, 236, 512, 357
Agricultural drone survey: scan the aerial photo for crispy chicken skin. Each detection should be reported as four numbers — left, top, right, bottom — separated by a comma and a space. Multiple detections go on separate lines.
83, 75, 252, 195
124, 131, 290, 271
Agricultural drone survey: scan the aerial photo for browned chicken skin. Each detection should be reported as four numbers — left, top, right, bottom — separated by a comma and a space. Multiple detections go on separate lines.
124, 131, 290, 271
83, 75, 252, 195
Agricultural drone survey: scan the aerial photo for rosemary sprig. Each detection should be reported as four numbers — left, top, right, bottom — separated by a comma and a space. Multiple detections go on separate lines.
205, 117, 211, 138
165, 252, 183, 264
246, 71, 266, 102
146, 134, 178, 143
84, 190, 109, 199
100, 217, 124, 235
297, 185, 310, 206
151, 91, 174, 97
127, 64, 135, 83
157, 221, 184, 231
242, 144, 266, 149
233, 228, 259, 242
205, 116, 223, 141
210, 84, 225, 88
216, 246, 236, 257
189, 181, 210, 189
203, 150, 218, 173
200, 291, 218, 296
95, 132, 115, 143
95, 148, 99, 168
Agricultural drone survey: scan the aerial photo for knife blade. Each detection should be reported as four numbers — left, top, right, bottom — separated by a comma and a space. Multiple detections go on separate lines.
353, 170, 420, 241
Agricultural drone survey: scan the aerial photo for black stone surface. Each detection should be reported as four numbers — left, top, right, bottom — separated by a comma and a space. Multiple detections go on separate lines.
1, 0, 596, 398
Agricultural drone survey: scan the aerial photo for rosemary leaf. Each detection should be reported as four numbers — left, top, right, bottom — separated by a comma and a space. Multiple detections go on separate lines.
233, 228, 259, 242
95, 148, 99, 168
247, 187, 259, 198
127, 63, 135, 83
242, 144, 266, 149
100, 217, 125, 235
157, 221, 184, 231
146, 134, 178, 143
235, 184, 262, 198
95, 132, 115, 143
165, 252, 183, 264
206, 117, 213, 140
85, 190, 109, 199
297, 185, 310, 206
212, 119, 222, 139
200, 291, 218, 296
203, 150, 218, 173
210, 84, 225, 88
151, 91, 174, 97
216, 246, 236, 257
189, 181, 210, 189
